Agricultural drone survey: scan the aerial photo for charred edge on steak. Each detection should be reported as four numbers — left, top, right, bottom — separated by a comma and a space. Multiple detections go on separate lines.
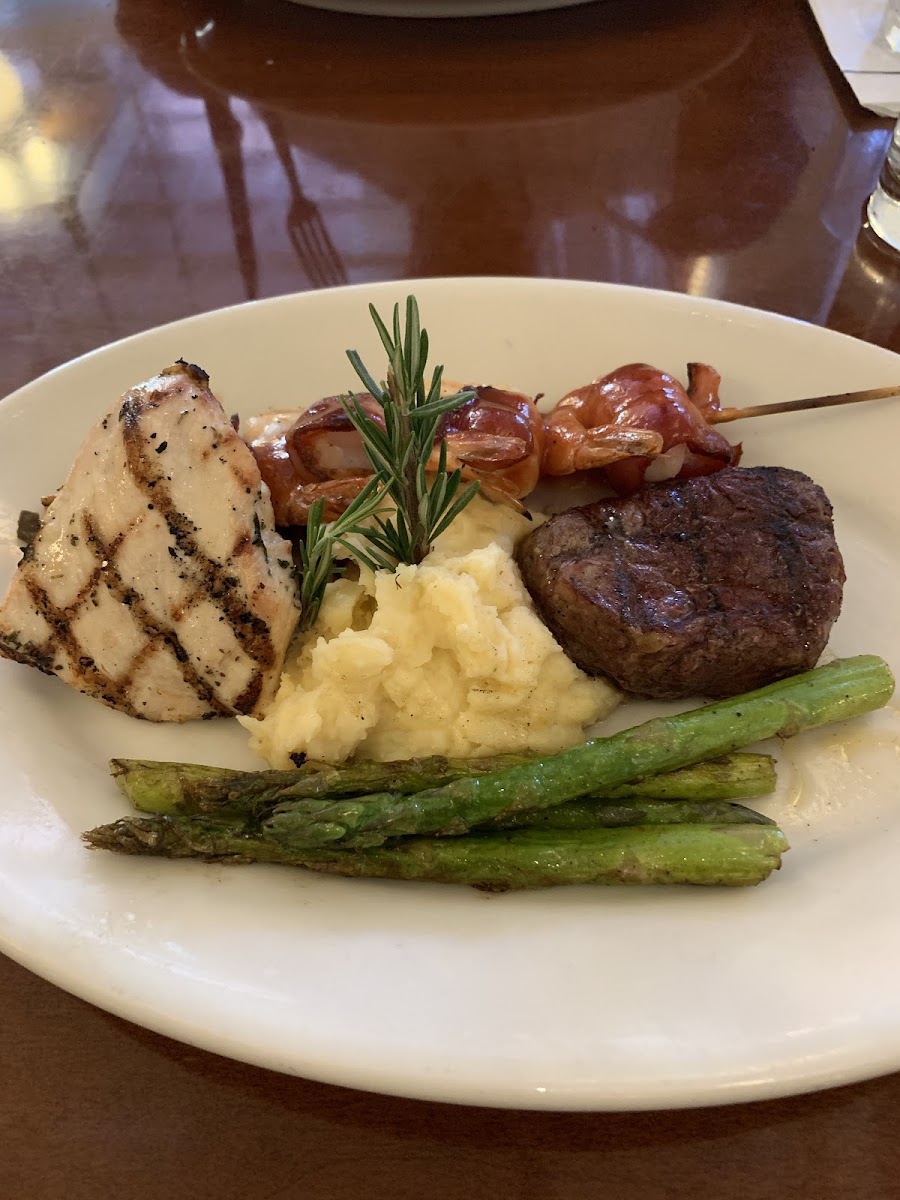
515, 466, 845, 700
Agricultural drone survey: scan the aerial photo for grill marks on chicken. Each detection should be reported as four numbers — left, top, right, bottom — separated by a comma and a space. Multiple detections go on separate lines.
0, 362, 300, 721
118, 386, 279, 692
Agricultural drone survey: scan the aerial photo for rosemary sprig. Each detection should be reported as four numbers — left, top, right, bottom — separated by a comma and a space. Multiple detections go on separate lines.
344, 296, 481, 567
296, 474, 388, 632
295, 297, 480, 631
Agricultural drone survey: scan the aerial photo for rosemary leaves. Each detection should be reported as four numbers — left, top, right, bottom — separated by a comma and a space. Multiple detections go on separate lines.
296, 296, 481, 629
345, 296, 480, 568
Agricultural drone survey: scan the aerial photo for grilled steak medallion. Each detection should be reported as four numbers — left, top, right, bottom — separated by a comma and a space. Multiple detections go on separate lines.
0, 362, 300, 721
516, 466, 845, 699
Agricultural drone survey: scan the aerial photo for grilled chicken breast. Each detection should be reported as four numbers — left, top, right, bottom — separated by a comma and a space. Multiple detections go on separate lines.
0, 361, 301, 721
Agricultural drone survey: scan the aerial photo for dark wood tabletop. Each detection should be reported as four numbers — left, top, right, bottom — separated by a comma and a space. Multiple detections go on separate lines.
3, 0, 900, 1195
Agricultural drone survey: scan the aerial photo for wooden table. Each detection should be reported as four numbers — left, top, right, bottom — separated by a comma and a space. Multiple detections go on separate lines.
2, 0, 900, 1195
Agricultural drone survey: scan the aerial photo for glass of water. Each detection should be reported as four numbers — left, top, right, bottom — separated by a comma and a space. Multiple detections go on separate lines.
868, 121, 900, 252
884, 0, 900, 51
868, 0, 900, 250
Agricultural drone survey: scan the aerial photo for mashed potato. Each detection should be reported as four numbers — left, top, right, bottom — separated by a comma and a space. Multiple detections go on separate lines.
241, 496, 620, 765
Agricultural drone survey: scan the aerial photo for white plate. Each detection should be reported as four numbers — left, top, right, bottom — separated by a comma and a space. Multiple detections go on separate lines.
1, 278, 899, 1111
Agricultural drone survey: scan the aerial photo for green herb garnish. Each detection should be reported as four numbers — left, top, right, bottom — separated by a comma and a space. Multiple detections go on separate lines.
296, 475, 386, 632
295, 296, 481, 630
345, 295, 480, 567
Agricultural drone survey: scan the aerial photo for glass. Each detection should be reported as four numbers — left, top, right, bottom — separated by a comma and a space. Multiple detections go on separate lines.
867, 120, 900, 252
884, 0, 900, 52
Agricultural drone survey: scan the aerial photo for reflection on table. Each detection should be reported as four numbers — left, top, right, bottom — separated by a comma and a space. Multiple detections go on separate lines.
0, 0, 894, 397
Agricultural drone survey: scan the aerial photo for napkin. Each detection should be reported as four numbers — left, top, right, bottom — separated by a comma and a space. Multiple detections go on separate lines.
809, 0, 900, 116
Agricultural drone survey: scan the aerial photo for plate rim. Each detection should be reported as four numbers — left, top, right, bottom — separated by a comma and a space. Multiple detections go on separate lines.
2, 276, 899, 1112
7, 275, 900, 415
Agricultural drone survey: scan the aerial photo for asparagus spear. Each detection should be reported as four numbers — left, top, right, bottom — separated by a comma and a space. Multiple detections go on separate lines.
110, 751, 775, 817
95, 657, 890, 854
82, 817, 789, 888
109, 752, 537, 816
250, 656, 892, 849
296, 826, 790, 889
485, 797, 775, 831
579, 753, 775, 801
83, 794, 774, 861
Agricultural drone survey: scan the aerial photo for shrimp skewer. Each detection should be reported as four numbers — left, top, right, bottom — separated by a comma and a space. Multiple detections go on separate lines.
245, 367, 900, 527
241, 409, 374, 525
541, 362, 740, 495
245, 386, 545, 524
541, 371, 900, 496
709, 383, 900, 424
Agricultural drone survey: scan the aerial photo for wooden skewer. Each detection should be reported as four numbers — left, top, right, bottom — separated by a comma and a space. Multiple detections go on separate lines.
708, 384, 900, 425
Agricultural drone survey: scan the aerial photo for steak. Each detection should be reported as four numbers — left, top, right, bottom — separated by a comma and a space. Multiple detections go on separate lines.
516, 466, 845, 699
